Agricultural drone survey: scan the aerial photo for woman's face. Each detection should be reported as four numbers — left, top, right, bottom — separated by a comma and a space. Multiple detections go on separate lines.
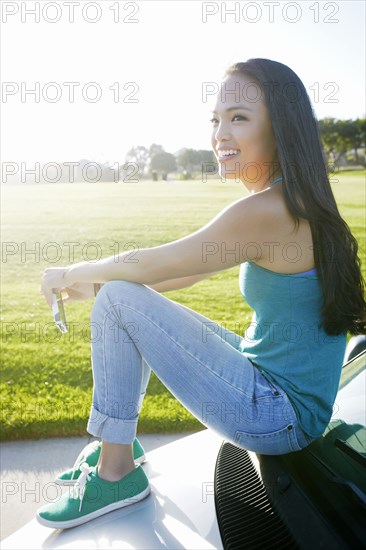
211, 73, 280, 189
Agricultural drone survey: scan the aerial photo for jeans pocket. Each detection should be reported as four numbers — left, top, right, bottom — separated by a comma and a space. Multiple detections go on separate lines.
234, 423, 303, 455
252, 366, 286, 400
294, 425, 317, 448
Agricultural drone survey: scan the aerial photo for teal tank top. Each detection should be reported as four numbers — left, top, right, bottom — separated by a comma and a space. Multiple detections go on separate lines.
238, 261, 347, 439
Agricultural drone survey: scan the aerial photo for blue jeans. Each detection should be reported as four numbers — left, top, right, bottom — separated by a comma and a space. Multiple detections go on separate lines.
87, 281, 314, 455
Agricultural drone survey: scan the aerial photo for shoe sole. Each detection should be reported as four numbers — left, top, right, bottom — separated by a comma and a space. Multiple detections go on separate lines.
36, 485, 151, 529
54, 454, 146, 486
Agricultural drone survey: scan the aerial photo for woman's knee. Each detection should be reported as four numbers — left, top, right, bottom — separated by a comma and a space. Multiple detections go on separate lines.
98, 280, 146, 300
91, 280, 147, 319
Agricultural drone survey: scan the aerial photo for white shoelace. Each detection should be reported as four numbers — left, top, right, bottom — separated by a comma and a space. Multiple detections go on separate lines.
72, 463, 93, 512
71, 440, 100, 480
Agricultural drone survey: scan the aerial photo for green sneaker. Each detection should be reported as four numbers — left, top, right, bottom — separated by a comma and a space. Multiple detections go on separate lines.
55, 438, 146, 486
37, 464, 150, 529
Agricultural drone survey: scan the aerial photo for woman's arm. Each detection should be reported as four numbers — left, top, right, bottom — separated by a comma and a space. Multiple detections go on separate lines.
147, 271, 221, 293
41, 192, 273, 303
65, 194, 270, 284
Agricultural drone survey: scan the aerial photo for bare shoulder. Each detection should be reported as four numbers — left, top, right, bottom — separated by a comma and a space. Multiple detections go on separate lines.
220, 188, 315, 271
224, 188, 289, 230
231, 188, 316, 272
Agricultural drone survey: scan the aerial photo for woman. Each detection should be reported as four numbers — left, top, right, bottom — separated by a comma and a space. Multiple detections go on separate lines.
38, 58, 365, 529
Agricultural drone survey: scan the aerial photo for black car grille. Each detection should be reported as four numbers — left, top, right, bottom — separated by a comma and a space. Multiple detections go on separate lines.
214, 442, 298, 549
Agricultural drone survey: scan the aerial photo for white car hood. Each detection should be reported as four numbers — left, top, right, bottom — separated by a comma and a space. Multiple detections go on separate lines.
2, 429, 224, 549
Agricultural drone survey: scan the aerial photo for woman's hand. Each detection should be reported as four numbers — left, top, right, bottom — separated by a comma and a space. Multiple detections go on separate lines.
40, 266, 98, 308
62, 282, 97, 302
40, 263, 103, 308
40, 267, 70, 308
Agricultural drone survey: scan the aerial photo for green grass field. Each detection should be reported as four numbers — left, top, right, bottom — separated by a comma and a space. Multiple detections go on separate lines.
1, 172, 365, 441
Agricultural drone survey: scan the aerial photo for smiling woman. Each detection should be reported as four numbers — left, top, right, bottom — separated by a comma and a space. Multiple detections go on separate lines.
210, 79, 280, 186
38, 58, 366, 530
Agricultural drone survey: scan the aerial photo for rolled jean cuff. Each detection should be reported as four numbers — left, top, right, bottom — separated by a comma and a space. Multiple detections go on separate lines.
87, 405, 137, 444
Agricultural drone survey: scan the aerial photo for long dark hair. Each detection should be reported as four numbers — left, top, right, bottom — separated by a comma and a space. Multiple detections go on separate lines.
224, 58, 365, 336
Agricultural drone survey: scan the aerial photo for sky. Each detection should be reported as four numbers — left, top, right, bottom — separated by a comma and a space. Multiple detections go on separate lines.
1, 0, 365, 168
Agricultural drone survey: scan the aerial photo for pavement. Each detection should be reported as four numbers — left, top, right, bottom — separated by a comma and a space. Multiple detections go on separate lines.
0, 431, 197, 541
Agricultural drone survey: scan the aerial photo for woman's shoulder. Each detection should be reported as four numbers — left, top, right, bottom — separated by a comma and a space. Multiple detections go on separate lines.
231, 190, 315, 271
230, 187, 291, 226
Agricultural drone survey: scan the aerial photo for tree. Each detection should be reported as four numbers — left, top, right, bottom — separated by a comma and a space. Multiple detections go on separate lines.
175, 148, 216, 178
318, 118, 341, 158
175, 148, 201, 175
337, 120, 358, 160
350, 118, 365, 163
197, 149, 216, 172
319, 118, 366, 165
124, 145, 149, 176
149, 143, 165, 157
150, 152, 177, 178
